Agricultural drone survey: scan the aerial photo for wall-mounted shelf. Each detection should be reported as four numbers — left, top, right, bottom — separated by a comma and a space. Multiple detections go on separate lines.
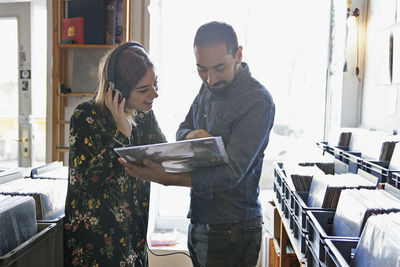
57, 93, 94, 97
52, 0, 132, 162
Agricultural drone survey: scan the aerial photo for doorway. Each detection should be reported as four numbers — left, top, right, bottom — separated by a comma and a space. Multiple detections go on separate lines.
0, 2, 46, 169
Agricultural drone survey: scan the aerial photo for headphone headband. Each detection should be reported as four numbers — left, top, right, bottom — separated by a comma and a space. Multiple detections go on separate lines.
105, 41, 145, 87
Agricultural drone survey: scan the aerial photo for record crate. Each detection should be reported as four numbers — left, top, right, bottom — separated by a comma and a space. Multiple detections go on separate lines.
337, 150, 362, 174
0, 222, 63, 267
358, 159, 397, 184
290, 210, 307, 257
273, 162, 286, 211
324, 239, 358, 267
306, 210, 359, 265
389, 170, 400, 189
292, 191, 335, 233
273, 162, 285, 193
315, 143, 353, 174
306, 239, 322, 267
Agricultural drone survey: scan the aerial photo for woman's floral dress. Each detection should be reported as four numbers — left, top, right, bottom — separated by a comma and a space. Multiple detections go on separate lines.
63, 100, 166, 267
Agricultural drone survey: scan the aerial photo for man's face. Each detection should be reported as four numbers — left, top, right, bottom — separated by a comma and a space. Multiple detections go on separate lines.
194, 42, 241, 90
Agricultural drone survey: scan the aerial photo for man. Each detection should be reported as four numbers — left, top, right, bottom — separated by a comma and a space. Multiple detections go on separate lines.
119, 21, 275, 267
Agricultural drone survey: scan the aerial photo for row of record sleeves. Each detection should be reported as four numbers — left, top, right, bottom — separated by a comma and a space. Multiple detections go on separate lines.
316, 129, 400, 189
273, 148, 400, 267
0, 162, 68, 258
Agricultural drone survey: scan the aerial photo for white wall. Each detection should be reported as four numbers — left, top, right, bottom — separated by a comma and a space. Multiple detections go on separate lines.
360, 0, 400, 133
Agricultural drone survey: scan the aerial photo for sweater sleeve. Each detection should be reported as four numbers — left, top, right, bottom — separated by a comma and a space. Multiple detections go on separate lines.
68, 103, 130, 186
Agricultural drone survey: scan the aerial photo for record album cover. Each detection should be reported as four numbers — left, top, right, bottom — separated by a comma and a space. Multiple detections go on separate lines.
114, 136, 229, 173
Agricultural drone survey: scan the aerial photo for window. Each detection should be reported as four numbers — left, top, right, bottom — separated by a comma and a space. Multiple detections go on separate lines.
148, 0, 331, 231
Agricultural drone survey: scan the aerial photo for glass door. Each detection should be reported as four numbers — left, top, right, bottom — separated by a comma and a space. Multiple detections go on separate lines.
0, 3, 32, 168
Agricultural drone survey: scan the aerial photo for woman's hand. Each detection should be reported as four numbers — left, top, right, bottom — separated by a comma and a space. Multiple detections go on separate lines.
105, 88, 132, 138
118, 158, 192, 187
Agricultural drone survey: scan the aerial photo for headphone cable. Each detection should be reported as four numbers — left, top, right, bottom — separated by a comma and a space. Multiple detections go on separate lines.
136, 179, 192, 260
140, 215, 192, 259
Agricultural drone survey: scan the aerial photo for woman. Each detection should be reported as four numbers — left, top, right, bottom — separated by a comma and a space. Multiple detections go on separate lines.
63, 42, 166, 267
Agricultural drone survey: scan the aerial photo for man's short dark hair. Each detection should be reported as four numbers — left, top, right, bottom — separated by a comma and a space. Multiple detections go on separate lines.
194, 21, 239, 57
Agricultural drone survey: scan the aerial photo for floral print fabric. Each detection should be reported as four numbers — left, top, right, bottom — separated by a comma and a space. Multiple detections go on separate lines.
64, 100, 165, 267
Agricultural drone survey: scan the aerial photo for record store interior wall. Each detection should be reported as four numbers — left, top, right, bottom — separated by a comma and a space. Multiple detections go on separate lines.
359, 0, 400, 133
40, 0, 400, 162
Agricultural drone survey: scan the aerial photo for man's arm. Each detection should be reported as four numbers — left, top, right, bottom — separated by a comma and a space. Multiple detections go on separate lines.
189, 96, 275, 198
118, 158, 192, 187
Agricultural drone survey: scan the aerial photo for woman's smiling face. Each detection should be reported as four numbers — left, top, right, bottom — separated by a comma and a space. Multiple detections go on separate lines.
126, 67, 159, 112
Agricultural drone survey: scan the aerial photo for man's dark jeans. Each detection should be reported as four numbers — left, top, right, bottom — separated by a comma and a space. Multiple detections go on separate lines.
188, 217, 262, 267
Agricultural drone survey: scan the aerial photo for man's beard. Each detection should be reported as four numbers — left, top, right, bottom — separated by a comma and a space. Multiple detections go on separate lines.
205, 63, 240, 96
205, 80, 230, 96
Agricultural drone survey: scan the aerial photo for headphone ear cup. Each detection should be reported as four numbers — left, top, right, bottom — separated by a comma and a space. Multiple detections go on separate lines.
114, 79, 131, 100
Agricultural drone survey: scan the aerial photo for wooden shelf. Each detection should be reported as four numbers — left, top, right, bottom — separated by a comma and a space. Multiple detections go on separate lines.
58, 44, 116, 49
57, 93, 94, 97
52, 0, 132, 162
56, 146, 69, 152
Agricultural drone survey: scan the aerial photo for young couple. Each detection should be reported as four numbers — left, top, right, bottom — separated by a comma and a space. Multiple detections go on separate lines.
64, 21, 275, 267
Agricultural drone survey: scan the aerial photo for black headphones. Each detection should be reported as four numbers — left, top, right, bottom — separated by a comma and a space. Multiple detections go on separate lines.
105, 41, 146, 103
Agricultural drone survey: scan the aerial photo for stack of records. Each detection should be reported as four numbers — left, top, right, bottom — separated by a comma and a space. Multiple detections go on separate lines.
284, 142, 335, 175
31, 166, 68, 180
0, 178, 68, 220
307, 173, 376, 209
30, 161, 68, 180
0, 195, 37, 256
333, 189, 400, 237
388, 142, 400, 171
0, 169, 23, 185
352, 212, 400, 266
284, 163, 325, 192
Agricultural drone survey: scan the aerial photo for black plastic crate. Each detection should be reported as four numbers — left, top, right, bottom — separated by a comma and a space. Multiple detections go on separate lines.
338, 150, 362, 174
0, 222, 63, 267
324, 239, 358, 267
291, 212, 307, 257
273, 181, 283, 210
273, 162, 285, 190
390, 172, 400, 189
293, 191, 335, 233
383, 182, 400, 199
306, 240, 323, 267
283, 198, 291, 220
282, 179, 291, 201
359, 159, 398, 184
316, 144, 351, 174
306, 210, 359, 264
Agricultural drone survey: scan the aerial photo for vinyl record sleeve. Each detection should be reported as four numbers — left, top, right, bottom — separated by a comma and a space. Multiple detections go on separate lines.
114, 136, 229, 173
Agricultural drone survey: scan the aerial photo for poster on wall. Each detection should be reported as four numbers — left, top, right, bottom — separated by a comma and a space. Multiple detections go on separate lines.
392, 25, 400, 84
375, 28, 392, 85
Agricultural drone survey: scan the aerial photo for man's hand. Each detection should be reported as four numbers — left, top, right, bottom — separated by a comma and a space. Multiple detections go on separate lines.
118, 158, 192, 187
185, 129, 212, 140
